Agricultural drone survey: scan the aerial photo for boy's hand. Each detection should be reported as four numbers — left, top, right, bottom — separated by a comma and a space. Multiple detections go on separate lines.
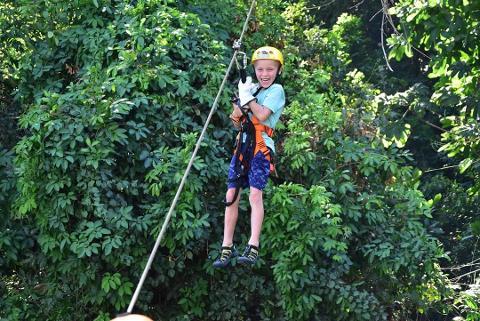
238, 76, 257, 107
231, 102, 243, 117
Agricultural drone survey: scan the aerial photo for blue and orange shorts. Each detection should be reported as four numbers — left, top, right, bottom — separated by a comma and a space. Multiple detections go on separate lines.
227, 151, 271, 191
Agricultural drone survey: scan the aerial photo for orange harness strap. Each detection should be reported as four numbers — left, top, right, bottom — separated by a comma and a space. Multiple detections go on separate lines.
225, 112, 275, 207
242, 114, 275, 173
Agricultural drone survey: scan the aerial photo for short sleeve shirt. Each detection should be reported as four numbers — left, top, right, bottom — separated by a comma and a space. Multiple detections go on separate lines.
252, 84, 285, 153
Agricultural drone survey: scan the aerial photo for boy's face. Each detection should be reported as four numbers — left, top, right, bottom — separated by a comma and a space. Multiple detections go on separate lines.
254, 59, 280, 88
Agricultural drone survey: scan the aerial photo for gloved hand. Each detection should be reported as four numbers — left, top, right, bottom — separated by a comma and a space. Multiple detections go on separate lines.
238, 76, 257, 107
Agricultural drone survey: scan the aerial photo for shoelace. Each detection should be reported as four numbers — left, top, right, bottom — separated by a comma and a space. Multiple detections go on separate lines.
220, 248, 232, 262
246, 247, 258, 261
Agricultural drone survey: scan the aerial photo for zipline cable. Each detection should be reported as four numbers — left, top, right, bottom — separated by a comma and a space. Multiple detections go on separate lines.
126, 0, 257, 314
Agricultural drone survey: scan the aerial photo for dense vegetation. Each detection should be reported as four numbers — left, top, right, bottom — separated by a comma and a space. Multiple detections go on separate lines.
1, 0, 478, 320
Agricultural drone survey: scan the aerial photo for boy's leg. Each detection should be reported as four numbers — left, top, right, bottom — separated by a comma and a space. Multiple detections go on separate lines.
238, 152, 270, 265
246, 152, 270, 247
213, 188, 241, 268
222, 187, 242, 246
248, 187, 264, 247
237, 187, 262, 265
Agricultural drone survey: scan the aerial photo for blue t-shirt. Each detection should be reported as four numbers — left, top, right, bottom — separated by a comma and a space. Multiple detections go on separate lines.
250, 84, 285, 153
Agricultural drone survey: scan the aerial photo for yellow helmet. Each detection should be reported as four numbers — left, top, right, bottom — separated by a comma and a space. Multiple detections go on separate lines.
251, 46, 284, 67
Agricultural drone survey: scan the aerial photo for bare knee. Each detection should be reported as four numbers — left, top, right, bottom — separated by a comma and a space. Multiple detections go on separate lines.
226, 188, 240, 204
249, 188, 263, 204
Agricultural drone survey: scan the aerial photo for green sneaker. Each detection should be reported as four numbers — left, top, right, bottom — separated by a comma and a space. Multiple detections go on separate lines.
213, 245, 238, 268
237, 244, 259, 266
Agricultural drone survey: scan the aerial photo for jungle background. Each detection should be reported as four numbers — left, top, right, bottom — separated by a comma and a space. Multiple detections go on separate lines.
1, 0, 479, 320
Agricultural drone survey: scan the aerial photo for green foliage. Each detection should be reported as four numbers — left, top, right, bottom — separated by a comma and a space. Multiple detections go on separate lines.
373, 82, 447, 162
0, 149, 41, 321
421, 174, 479, 281
387, 3, 480, 317
388, 0, 480, 196
274, 56, 444, 319
263, 183, 385, 321
1, 0, 451, 320
265, 6, 446, 320
0, 2, 35, 85
0, 149, 18, 266
418, 178, 478, 321
453, 287, 480, 321
7, 1, 234, 319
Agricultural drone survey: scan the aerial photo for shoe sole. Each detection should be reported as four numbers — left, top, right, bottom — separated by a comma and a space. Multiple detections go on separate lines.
237, 257, 256, 266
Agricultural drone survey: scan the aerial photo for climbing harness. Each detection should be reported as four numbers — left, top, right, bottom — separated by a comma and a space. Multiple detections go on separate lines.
122, 0, 257, 317
225, 91, 275, 207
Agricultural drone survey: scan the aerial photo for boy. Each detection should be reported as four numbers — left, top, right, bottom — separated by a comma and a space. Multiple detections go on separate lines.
213, 46, 285, 268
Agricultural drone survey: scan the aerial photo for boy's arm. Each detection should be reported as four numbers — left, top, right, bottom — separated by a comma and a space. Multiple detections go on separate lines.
245, 100, 272, 122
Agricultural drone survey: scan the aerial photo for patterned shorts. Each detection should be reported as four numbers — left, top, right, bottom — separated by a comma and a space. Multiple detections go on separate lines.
227, 152, 271, 190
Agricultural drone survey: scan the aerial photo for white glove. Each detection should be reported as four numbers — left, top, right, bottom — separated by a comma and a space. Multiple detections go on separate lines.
238, 76, 257, 107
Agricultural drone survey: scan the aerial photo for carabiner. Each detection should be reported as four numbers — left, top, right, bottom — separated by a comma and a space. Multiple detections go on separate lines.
233, 39, 247, 83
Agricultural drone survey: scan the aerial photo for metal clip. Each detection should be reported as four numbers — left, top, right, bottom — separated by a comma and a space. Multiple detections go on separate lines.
233, 39, 248, 83
233, 39, 247, 70
235, 51, 247, 71
232, 39, 242, 50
